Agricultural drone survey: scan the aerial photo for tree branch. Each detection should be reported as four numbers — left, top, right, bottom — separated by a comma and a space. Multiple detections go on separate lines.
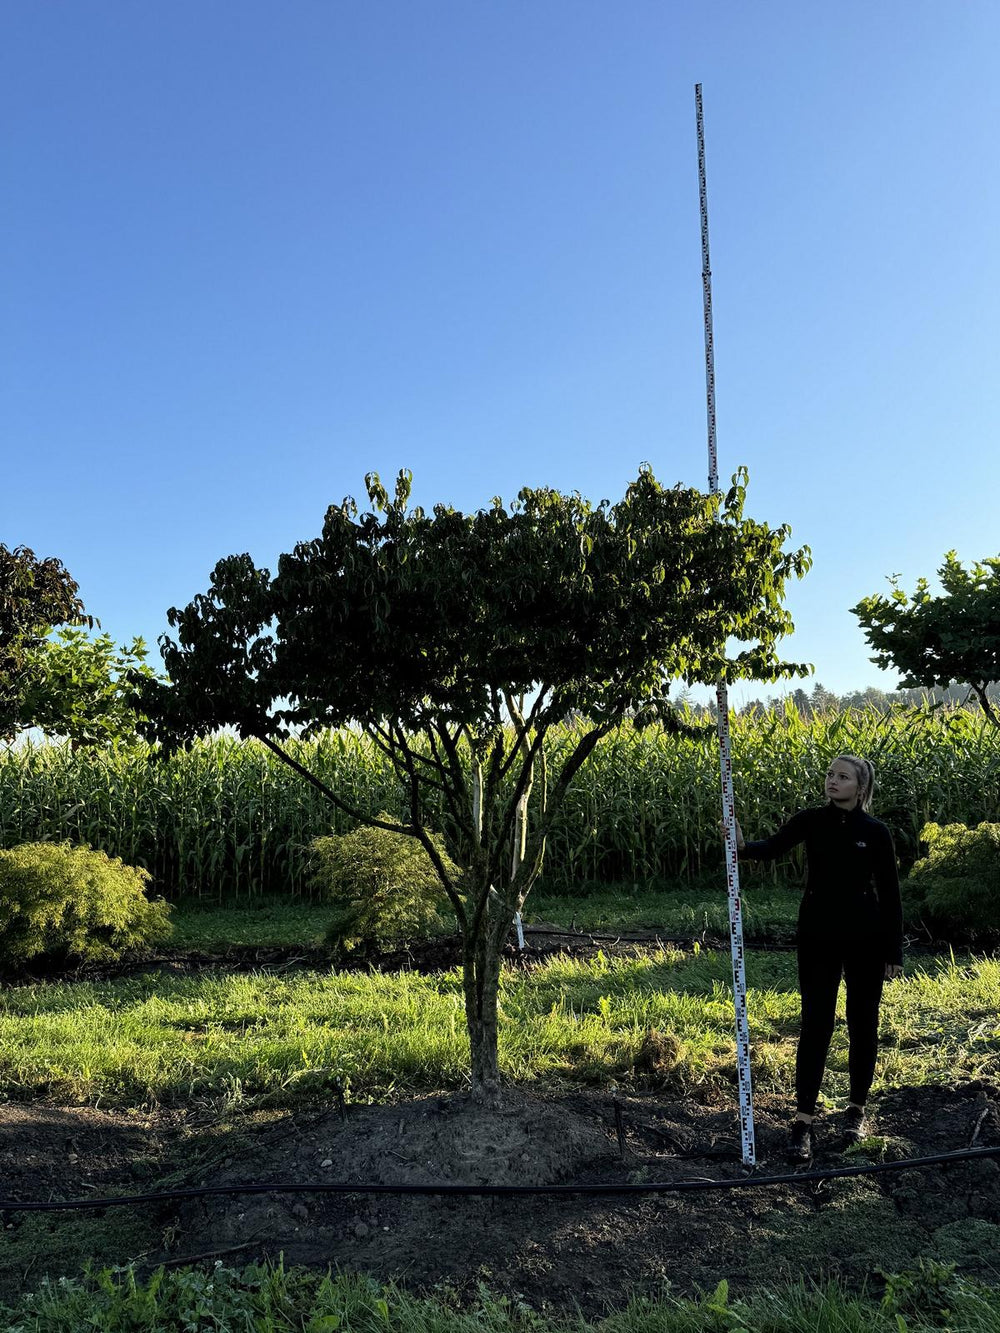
390, 721, 467, 930
970, 682, 1000, 730
525, 718, 615, 856
492, 723, 546, 884
497, 686, 551, 782
396, 711, 455, 780
252, 732, 415, 835
425, 721, 477, 849
365, 720, 450, 797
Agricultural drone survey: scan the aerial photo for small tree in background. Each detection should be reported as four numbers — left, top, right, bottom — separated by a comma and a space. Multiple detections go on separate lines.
132, 466, 811, 1099
810, 681, 839, 714
1, 544, 160, 748
17, 627, 162, 748
853, 552, 1000, 728
1, 545, 92, 743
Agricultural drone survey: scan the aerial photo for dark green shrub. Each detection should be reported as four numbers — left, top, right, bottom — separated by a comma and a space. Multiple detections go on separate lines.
903, 821, 1000, 940
308, 818, 457, 954
0, 840, 173, 967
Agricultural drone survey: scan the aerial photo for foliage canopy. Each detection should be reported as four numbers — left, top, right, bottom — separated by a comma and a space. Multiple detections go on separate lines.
0, 544, 91, 742
0, 544, 160, 746
139, 466, 810, 746
17, 627, 162, 747
853, 552, 1000, 728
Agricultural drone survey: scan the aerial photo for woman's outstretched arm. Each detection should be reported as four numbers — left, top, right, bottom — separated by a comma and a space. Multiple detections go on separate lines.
737, 809, 810, 862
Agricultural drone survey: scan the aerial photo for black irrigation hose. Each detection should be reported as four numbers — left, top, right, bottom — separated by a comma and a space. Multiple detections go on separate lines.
522, 926, 799, 952
3, 1144, 998, 1214
521, 928, 953, 955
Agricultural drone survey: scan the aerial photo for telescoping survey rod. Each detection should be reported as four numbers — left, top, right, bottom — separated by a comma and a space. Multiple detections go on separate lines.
695, 83, 756, 1167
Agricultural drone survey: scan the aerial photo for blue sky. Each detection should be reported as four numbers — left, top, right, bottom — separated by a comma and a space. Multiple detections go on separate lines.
4, 1, 998, 706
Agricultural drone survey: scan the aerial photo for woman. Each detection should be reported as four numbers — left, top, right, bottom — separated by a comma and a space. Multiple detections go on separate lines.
731, 755, 904, 1162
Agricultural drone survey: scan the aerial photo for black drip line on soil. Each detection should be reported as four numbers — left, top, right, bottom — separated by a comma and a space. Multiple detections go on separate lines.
3, 1144, 998, 1214
11, 931, 959, 985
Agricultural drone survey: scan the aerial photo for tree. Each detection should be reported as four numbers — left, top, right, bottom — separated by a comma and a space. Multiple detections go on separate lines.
790, 687, 811, 717
0, 544, 160, 747
18, 627, 163, 747
1, 545, 92, 743
737, 697, 766, 719
810, 681, 839, 715
132, 466, 811, 1099
852, 552, 1000, 728
841, 686, 892, 713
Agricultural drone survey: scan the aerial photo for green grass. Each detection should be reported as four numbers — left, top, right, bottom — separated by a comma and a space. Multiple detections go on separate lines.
3, 1259, 1000, 1333
2, 936, 999, 1328
526, 882, 800, 942
1, 949, 997, 1111
160, 883, 801, 951
163, 895, 334, 949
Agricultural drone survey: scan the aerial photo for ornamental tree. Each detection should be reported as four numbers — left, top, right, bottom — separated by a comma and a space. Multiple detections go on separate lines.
852, 551, 1000, 728
0, 543, 160, 747
132, 466, 811, 1099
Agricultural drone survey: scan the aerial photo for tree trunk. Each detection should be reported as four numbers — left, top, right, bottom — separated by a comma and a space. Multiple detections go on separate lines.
462, 918, 504, 1102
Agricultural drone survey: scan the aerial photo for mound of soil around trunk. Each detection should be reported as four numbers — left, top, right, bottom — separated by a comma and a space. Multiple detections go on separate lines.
164, 1080, 1000, 1312
3, 1082, 998, 1313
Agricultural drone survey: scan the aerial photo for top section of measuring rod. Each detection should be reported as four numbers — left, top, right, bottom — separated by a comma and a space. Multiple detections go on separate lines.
694, 83, 721, 500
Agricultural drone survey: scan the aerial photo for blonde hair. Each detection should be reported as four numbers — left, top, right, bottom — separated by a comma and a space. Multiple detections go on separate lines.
831, 754, 876, 812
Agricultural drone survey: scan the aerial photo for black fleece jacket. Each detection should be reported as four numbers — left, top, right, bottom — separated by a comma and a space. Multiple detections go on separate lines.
739, 803, 904, 966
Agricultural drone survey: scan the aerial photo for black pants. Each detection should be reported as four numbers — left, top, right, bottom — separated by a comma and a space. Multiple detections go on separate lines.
796, 936, 885, 1116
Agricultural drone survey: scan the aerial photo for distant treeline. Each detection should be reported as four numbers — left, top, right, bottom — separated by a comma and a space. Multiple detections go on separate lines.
685, 680, 1000, 721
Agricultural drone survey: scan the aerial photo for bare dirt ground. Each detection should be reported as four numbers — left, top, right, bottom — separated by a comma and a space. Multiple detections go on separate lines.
3, 1080, 999, 1313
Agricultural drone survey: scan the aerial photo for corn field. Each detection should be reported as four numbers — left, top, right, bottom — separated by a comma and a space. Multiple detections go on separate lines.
1, 706, 998, 901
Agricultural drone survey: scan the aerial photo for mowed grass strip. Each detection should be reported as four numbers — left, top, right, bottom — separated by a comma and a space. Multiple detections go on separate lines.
0, 951, 997, 1110
526, 884, 800, 941
158, 886, 801, 950
163, 896, 334, 948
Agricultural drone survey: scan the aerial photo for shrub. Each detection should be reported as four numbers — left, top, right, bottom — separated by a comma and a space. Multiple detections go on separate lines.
308, 818, 457, 954
903, 821, 1000, 940
0, 840, 173, 968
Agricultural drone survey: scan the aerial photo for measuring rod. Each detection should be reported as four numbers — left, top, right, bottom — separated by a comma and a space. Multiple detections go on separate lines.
695, 82, 756, 1167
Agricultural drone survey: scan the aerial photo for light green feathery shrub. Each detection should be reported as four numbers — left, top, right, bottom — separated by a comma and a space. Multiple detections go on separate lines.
0, 840, 173, 968
308, 818, 457, 954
